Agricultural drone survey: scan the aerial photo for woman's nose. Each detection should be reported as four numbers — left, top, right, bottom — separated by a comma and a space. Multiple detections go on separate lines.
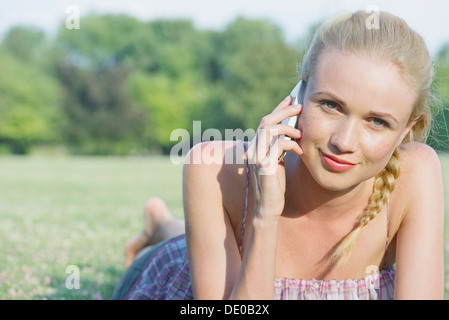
329, 118, 359, 153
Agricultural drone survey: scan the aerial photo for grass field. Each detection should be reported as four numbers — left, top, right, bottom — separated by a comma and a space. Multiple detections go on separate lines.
0, 153, 448, 300
0, 155, 184, 300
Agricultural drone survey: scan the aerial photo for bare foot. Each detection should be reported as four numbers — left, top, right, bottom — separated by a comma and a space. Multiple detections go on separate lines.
143, 197, 173, 245
124, 197, 174, 268
124, 231, 150, 268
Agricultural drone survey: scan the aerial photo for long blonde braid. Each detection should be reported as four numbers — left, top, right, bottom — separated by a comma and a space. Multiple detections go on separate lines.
329, 148, 401, 269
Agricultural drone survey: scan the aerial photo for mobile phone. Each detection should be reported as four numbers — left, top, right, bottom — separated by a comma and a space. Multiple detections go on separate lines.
280, 80, 305, 136
278, 80, 306, 158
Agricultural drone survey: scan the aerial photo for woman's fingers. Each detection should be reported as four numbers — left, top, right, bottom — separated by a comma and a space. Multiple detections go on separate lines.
259, 139, 303, 174
247, 97, 303, 172
256, 100, 303, 158
249, 124, 301, 160
272, 95, 293, 112
248, 126, 302, 175
261, 103, 302, 128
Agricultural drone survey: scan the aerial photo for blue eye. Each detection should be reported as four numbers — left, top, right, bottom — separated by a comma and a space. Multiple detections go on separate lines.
324, 101, 338, 109
372, 118, 389, 128
321, 100, 339, 111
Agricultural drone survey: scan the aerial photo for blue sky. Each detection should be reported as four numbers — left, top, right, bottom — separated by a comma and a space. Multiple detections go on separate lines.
1, 0, 448, 56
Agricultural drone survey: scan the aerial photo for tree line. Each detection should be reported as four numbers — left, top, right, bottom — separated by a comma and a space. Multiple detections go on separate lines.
0, 14, 447, 155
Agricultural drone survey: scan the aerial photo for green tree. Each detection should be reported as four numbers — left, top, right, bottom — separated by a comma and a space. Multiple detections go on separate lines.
56, 13, 143, 69
0, 49, 62, 154
124, 20, 215, 151
127, 71, 209, 153
57, 61, 144, 155
52, 15, 308, 154
3, 26, 47, 63
209, 18, 302, 132
55, 14, 150, 154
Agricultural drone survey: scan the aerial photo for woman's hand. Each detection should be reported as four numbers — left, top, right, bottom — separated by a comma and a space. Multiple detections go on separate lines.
246, 96, 303, 221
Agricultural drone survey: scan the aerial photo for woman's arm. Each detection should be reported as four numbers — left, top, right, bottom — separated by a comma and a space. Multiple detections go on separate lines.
183, 141, 243, 299
184, 141, 284, 300
394, 143, 445, 299
184, 97, 303, 300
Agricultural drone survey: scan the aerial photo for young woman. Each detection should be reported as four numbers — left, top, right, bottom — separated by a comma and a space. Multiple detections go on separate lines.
114, 10, 445, 300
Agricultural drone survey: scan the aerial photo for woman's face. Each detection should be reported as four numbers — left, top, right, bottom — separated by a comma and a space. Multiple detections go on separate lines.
297, 48, 416, 191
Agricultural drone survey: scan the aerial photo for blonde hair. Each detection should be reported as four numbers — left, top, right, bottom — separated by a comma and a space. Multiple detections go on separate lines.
299, 11, 434, 269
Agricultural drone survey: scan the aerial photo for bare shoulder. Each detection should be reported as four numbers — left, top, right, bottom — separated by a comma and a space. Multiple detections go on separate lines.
183, 140, 249, 222
399, 141, 440, 160
398, 142, 442, 180
183, 140, 247, 184
395, 142, 444, 218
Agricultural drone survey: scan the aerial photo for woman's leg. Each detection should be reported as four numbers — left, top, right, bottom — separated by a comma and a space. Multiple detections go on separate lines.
124, 197, 185, 268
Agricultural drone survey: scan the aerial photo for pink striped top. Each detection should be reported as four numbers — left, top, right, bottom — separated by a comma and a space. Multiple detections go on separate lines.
273, 266, 395, 300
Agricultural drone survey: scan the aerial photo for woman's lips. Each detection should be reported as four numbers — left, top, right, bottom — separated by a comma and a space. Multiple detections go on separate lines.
320, 150, 357, 172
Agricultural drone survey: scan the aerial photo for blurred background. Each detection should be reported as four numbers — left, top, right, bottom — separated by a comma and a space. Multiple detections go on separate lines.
0, 0, 448, 155
0, 0, 448, 300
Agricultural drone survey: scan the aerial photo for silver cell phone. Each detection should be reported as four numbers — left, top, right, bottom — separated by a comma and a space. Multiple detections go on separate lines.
278, 80, 306, 158
280, 80, 305, 136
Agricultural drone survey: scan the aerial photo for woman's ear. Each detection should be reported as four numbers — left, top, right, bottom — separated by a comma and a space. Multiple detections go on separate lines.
396, 117, 419, 147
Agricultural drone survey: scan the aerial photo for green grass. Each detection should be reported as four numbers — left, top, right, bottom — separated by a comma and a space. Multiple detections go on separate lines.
0, 155, 184, 300
0, 153, 448, 300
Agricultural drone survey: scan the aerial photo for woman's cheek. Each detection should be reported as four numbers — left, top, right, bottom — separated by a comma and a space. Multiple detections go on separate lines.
297, 110, 326, 148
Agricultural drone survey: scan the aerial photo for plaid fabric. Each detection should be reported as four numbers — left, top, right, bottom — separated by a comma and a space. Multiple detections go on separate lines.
125, 234, 193, 300
124, 232, 395, 300
274, 266, 395, 300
